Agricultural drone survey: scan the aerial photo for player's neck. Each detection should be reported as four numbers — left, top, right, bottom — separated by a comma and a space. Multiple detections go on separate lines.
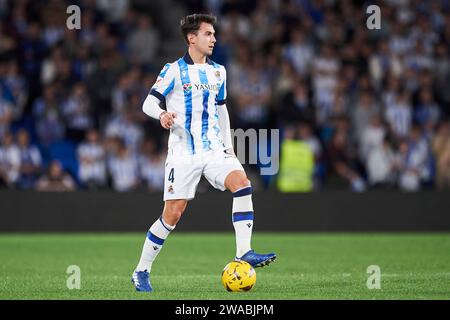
188, 47, 207, 64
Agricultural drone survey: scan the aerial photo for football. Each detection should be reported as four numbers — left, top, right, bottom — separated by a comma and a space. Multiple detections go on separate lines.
221, 260, 256, 292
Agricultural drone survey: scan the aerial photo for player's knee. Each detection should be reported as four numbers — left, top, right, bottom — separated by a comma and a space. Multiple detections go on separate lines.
170, 205, 185, 220
171, 210, 183, 223
164, 209, 183, 225
164, 202, 186, 224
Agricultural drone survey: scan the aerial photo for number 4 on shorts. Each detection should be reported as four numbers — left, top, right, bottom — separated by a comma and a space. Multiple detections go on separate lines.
168, 168, 174, 183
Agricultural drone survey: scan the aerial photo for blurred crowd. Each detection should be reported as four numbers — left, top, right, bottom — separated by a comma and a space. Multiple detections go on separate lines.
1, 0, 450, 192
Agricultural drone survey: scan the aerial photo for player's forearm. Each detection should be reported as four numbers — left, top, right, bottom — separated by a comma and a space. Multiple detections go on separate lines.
218, 104, 233, 149
142, 94, 165, 120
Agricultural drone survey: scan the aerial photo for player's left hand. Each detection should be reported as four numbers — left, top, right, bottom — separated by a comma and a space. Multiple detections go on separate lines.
160, 111, 177, 129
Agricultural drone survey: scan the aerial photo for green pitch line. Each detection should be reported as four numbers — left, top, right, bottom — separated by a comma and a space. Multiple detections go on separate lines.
0, 233, 449, 299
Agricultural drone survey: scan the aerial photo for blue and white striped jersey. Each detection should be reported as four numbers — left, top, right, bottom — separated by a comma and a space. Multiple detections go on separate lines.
150, 53, 227, 155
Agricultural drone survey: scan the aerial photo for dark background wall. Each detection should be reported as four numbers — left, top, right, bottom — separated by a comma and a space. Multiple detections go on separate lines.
1, 191, 450, 232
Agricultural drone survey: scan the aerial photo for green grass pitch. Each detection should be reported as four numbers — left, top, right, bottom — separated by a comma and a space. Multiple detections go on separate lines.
0, 233, 449, 299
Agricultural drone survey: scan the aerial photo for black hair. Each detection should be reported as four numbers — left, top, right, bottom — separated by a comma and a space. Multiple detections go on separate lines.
180, 13, 217, 45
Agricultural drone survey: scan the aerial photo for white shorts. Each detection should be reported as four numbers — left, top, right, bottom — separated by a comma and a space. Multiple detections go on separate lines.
163, 148, 244, 201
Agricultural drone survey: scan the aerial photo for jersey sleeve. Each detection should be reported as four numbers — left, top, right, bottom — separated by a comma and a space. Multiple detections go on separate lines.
150, 63, 176, 103
217, 67, 227, 105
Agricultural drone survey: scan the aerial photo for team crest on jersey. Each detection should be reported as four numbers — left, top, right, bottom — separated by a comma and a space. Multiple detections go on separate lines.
214, 70, 221, 80
183, 83, 192, 92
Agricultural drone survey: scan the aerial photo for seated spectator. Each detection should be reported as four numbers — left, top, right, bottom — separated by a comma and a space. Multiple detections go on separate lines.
126, 15, 159, 68
385, 90, 412, 140
279, 81, 314, 125
435, 141, 450, 190
414, 88, 441, 137
234, 64, 271, 130
351, 91, 380, 140
139, 138, 165, 192
397, 126, 433, 191
436, 141, 450, 190
312, 45, 340, 123
366, 135, 399, 189
62, 83, 93, 142
77, 129, 107, 189
0, 87, 13, 140
359, 115, 386, 163
273, 60, 296, 102
104, 111, 144, 154
0, 131, 20, 188
326, 129, 366, 191
432, 121, 450, 190
385, 91, 413, 139
4, 61, 28, 121
40, 46, 65, 85
397, 140, 419, 191
369, 40, 403, 87
404, 42, 434, 72
282, 29, 314, 77
16, 129, 42, 189
36, 160, 76, 192
111, 73, 133, 115
107, 137, 139, 192
32, 84, 65, 146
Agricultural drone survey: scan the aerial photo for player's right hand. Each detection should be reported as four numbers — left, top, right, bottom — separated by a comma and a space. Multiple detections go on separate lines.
159, 111, 177, 129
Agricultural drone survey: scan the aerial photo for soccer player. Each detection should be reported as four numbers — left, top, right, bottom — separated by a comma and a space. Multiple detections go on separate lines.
131, 13, 276, 292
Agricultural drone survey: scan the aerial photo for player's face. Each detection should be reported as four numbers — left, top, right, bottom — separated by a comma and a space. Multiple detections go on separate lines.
191, 22, 216, 56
